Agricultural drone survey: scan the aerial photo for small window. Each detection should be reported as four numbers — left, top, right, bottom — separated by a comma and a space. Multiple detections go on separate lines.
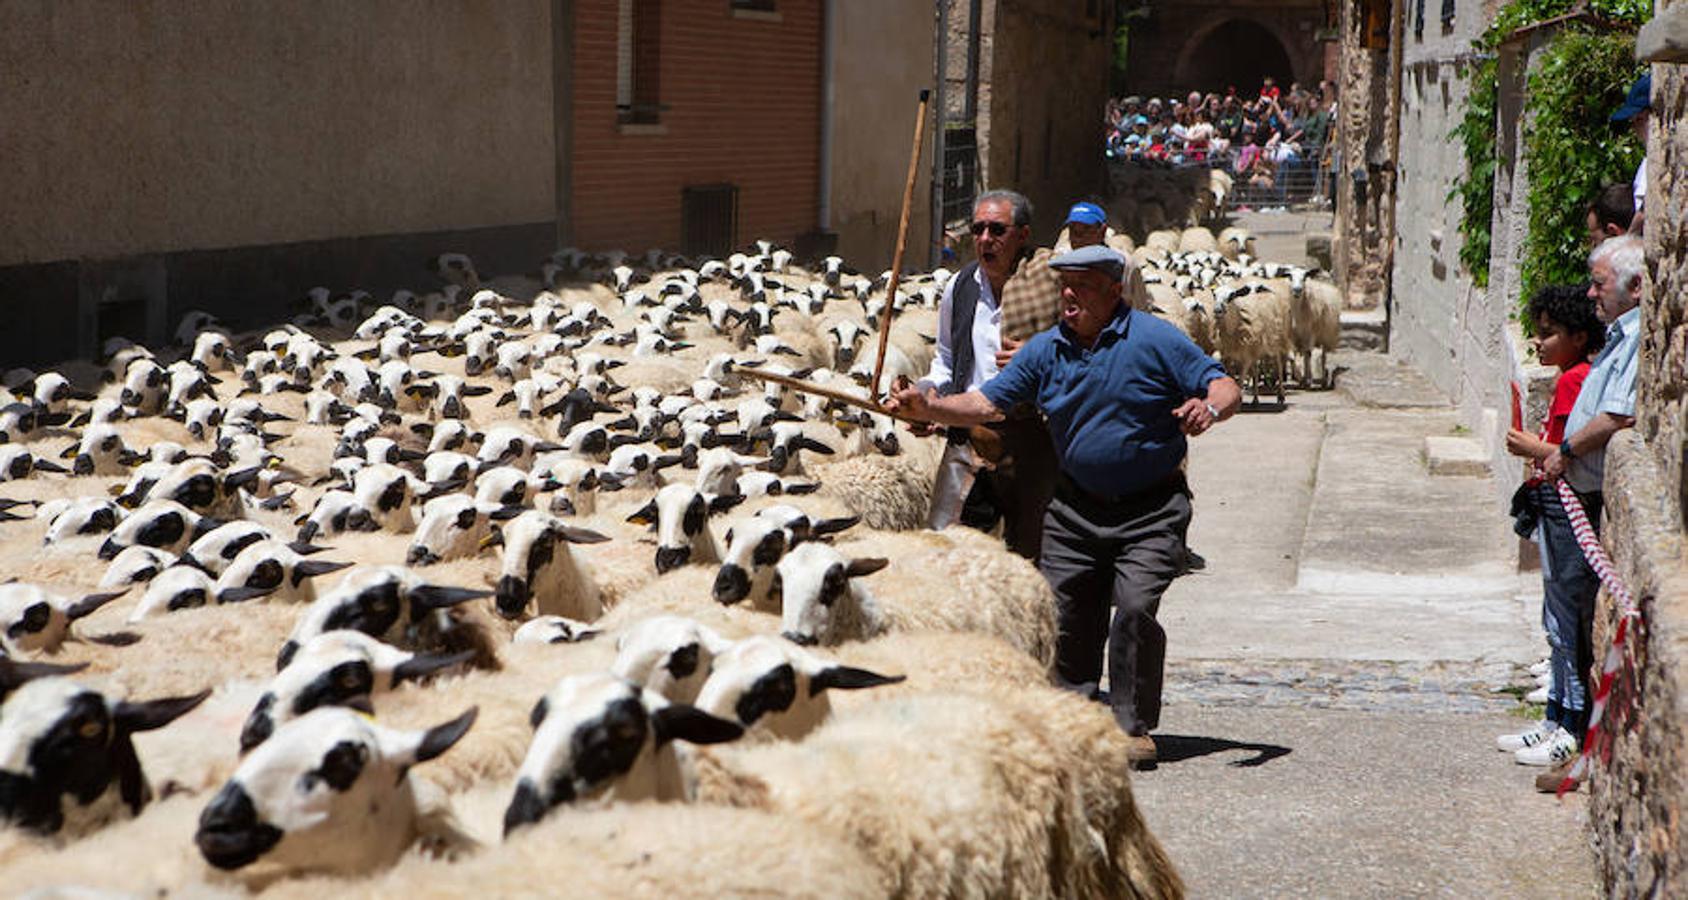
732, 0, 777, 11
617, 0, 662, 125
682, 185, 739, 258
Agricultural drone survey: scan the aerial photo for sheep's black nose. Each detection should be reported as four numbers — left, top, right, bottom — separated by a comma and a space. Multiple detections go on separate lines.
712, 565, 750, 605
97, 538, 122, 561
503, 779, 549, 836
407, 545, 440, 566
654, 545, 691, 574
195, 783, 282, 871
72, 454, 96, 476
495, 575, 530, 619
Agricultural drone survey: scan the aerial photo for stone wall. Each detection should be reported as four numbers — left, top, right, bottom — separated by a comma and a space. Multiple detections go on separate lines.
1387, 0, 1547, 512
1593, 15, 1688, 892
1332, 0, 1394, 311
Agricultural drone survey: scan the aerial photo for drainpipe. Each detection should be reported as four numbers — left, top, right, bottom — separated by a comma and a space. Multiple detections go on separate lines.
818, 0, 836, 233
931, 0, 950, 268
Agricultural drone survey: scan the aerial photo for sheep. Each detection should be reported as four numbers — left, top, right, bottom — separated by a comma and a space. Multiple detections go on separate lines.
692, 634, 903, 741
1218, 225, 1258, 261
0, 677, 208, 836
609, 615, 734, 704
1288, 269, 1342, 388
275, 566, 495, 670
0, 446, 68, 481
179, 519, 273, 575
294, 489, 376, 544
487, 510, 611, 620
511, 615, 600, 645
712, 504, 859, 607
195, 706, 477, 875
1178, 226, 1218, 254
214, 539, 354, 604
624, 482, 744, 574
502, 672, 742, 835
806, 436, 943, 530
238, 631, 473, 752
407, 494, 522, 566
772, 527, 1058, 666
40, 497, 122, 546
97, 545, 176, 590
96, 500, 221, 561
127, 564, 272, 622
0, 584, 129, 654
1214, 281, 1292, 407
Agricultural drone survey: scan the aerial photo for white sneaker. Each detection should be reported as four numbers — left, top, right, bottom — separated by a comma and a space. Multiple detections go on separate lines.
1536, 670, 1552, 688
1525, 685, 1550, 704
1496, 720, 1558, 753
1529, 658, 1551, 676
1515, 728, 1579, 767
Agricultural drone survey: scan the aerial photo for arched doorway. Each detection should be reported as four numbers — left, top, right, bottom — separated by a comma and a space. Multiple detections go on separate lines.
1174, 19, 1296, 96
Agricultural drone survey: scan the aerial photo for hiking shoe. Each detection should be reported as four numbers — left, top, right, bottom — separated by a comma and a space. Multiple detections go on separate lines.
1496, 720, 1558, 753
1535, 758, 1581, 793
1514, 728, 1578, 767
1525, 685, 1550, 704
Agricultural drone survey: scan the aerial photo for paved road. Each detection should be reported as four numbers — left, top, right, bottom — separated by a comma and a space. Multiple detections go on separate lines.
1131, 351, 1593, 898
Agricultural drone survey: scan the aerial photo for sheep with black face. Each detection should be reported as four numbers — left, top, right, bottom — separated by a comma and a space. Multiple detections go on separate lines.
692, 635, 903, 740
0, 584, 129, 654
97, 500, 220, 561
275, 566, 493, 670
238, 631, 472, 753
0, 678, 208, 836
502, 672, 741, 836
610, 616, 732, 705
195, 705, 476, 874
625, 483, 743, 575
489, 511, 611, 621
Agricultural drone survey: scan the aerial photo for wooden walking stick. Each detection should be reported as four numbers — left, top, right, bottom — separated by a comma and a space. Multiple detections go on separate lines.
869, 88, 932, 400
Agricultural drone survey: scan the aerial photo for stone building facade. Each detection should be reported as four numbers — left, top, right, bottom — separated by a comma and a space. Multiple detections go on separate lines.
1120, 0, 1333, 99
1593, 4, 1688, 891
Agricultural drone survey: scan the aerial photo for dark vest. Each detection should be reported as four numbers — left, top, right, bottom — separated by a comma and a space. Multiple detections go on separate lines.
944, 262, 984, 397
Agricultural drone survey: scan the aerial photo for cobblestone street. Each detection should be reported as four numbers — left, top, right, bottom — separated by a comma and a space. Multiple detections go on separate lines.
1131, 350, 1594, 898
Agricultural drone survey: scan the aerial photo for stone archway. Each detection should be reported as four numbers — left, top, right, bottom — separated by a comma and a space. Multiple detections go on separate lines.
1173, 17, 1299, 95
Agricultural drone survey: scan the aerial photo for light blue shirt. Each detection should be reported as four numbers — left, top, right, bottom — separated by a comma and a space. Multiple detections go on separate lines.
1563, 306, 1640, 492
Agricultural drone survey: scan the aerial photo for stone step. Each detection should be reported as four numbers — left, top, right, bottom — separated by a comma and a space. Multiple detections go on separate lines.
1424, 435, 1491, 476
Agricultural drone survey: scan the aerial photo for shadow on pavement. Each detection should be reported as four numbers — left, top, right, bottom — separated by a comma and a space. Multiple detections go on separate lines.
1145, 734, 1292, 769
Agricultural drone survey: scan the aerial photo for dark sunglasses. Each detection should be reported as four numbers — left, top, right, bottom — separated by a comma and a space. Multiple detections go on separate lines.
970, 221, 1011, 237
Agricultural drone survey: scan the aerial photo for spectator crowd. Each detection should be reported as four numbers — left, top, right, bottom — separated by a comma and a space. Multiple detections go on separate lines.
1104, 78, 1336, 205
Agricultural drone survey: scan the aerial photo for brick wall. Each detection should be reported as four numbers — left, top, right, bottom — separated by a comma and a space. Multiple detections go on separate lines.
570, 0, 822, 254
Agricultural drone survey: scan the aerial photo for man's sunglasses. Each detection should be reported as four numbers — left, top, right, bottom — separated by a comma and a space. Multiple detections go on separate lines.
970, 221, 1012, 237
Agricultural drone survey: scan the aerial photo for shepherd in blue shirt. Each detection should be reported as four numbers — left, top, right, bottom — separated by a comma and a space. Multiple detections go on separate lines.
888, 245, 1242, 765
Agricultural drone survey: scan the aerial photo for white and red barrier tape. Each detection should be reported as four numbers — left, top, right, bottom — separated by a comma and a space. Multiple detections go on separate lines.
1553, 479, 1640, 797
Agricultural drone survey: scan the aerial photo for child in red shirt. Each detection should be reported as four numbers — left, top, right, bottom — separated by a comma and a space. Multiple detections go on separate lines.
1499, 284, 1606, 772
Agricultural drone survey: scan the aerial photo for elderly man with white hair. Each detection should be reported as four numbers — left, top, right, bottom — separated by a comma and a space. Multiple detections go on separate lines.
1513, 234, 1643, 778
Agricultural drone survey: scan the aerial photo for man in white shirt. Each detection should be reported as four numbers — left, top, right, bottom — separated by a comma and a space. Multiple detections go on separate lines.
916, 190, 1056, 559
1611, 73, 1649, 234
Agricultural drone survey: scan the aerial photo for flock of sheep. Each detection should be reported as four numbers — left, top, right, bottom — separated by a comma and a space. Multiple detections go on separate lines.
0, 240, 1192, 898
0, 185, 1335, 893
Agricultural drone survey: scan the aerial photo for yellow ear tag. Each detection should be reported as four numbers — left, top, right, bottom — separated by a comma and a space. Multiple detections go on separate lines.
266, 457, 282, 469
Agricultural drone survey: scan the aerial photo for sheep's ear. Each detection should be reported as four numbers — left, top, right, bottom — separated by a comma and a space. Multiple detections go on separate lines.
529, 696, 549, 729
811, 515, 859, 538
796, 437, 835, 455
625, 500, 658, 525
0, 657, 87, 691
409, 585, 493, 609
59, 442, 78, 460
386, 707, 478, 766
650, 704, 743, 747
809, 665, 906, 696
844, 557, 888, 578
557, 526, 611, 544
292, 559, 355, 586
65, 590, 128, 621
707, 494, 745, 515
496, 391, 516, 407
391, 649, 474, 684
217, 586, 275, 604
114, 689, 211, 734
409, 422, 435, 438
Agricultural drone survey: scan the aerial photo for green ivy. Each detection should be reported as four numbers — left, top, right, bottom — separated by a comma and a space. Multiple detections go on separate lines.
1519, 28, 1645, 303
1447, 0, 1649, 297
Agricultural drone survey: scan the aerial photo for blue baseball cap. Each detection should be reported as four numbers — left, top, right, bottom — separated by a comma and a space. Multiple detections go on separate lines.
1049, 245, 1125, 280
1065, 202, 1107, 226
1612, 73, 1651, 123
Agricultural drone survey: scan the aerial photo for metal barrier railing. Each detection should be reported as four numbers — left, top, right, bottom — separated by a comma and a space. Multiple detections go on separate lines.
1105, 140, 1334, 212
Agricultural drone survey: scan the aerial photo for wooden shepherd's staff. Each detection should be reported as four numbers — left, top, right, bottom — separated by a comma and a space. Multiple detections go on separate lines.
868, 88, 931, 399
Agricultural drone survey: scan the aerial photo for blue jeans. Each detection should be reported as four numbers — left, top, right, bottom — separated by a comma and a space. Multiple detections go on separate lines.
1533, 483, 1601, 736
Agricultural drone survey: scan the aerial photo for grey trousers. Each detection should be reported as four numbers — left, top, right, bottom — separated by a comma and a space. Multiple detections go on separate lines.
1039, 480, 1191, 736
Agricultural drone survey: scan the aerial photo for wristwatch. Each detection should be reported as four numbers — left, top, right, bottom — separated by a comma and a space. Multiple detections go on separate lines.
1560, 439, 1576, 460
1205, 402, 1221, 422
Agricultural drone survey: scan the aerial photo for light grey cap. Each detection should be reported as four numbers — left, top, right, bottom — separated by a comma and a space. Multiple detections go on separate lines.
1049, 245, 1126, 281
